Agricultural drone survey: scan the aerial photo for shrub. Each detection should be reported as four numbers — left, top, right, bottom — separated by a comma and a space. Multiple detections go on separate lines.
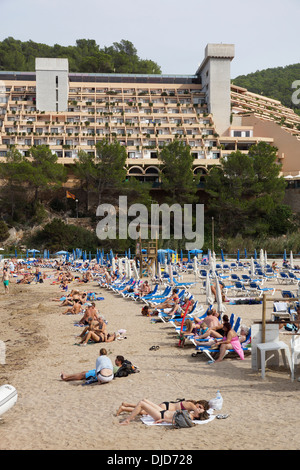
29, 218, 99, 252
0, 220, 9, 242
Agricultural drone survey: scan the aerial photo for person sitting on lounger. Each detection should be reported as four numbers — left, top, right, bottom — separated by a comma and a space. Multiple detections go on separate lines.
209, 321, 245, 363
148, 289, 180, 310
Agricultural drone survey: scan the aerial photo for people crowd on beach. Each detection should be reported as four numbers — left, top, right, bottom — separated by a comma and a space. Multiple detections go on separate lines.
2, 252, 299, 426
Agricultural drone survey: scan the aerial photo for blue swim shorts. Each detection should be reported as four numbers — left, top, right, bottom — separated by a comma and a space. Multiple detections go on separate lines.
85, 369, 96, 380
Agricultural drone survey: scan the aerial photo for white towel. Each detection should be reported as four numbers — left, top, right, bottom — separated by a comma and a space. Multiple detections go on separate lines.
140, 414, 216, 426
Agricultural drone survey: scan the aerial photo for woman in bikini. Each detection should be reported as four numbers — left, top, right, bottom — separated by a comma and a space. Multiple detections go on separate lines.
118, 398, 209, 425
116, 398, 209, 417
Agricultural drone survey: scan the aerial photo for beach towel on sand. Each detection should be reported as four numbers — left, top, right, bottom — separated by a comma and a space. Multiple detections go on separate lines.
140, 414, 216, 426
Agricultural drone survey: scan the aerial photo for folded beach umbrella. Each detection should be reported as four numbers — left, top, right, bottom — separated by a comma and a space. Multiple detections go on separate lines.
111, 257, 116, 274
209, 254, 216, 275
193, 256, 198, 276
290, 251, 294, 269
206, 271, 214, 306
237, 249, 240, 262
260, 249, 264, 267
221, 249, 225, 263
244, 248, 247, 259
126, 258, 131, 278
188, 251, 190, 263
214, 273, 226, 314
250, 257, 255, 278
254, 249, 257, 260
283, 249, 287, 261
264, 250, 268, 266
128, 248, 131, 259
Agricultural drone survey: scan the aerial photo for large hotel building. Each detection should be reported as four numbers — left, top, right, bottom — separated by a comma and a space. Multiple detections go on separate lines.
0, 43, 300, 196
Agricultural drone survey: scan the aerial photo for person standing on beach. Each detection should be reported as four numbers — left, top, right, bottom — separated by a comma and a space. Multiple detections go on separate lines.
2, 266, 11, 294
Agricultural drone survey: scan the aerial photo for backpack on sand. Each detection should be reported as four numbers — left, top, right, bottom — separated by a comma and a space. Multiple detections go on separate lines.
172, 410, 195, 428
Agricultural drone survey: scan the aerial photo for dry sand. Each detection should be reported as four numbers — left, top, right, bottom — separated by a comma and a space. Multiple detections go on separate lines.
0, 263, 299, 451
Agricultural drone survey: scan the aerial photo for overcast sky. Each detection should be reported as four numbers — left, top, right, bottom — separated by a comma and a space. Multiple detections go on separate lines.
1, 0, 299, 78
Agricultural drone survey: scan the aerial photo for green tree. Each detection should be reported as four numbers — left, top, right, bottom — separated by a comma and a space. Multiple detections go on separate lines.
94, 139, 127, 205
73, 150, 97, 211
0, 220, 9, 242
158, 140, 199, 204
0, 148, 29, 218
205, 142, 287, 237
26, 145, 67, 206
30, 218, 99, 251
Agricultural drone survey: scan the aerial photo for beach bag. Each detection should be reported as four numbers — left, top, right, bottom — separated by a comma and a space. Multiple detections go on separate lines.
172, 410, 195, 428
114, 360, 139, 378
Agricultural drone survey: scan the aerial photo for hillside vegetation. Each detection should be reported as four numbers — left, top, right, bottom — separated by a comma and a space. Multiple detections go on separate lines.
233, 63, 300, 115
0, 37, 161, 74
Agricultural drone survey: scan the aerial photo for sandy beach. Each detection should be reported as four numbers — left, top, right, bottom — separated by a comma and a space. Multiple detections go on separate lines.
0, 261, 299, 451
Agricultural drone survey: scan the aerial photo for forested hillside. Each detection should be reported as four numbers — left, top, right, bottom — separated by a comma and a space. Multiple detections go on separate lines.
233, 63, 300, 114
0, 37, 161, 74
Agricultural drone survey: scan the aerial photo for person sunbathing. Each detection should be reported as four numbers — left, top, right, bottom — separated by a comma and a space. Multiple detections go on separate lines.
167, 298, 195, 318
119, 398, 209, 425
78, 302, 100, 325
76, 317, 115, 345
62, 301, 83, 315
148, 289, 180, 310
116, 398, 209, 416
